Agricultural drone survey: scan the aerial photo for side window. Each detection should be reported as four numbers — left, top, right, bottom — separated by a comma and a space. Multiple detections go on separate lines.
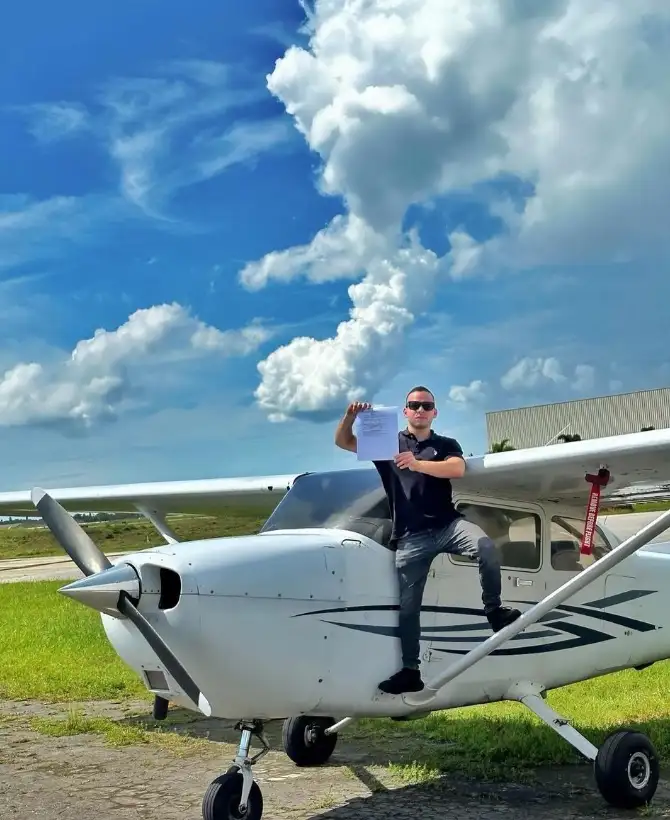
551, 516, 612, 571
451, 503, 542, 571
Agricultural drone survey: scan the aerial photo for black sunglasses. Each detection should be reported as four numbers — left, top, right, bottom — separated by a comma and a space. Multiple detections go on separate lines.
406, 401, 435, 411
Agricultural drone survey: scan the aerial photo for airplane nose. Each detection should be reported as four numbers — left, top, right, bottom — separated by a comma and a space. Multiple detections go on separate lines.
59, 562, 140, 618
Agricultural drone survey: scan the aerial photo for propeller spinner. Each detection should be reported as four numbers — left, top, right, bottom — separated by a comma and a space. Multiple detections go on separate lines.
32, 487, 212, 717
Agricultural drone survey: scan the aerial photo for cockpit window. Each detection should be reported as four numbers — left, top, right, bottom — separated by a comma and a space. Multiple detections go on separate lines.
550, 515, 613, 571
261, 469, 392, 546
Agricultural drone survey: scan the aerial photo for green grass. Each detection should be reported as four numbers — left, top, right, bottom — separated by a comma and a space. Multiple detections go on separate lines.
29, 708, 210, 757
0, 580, 149, 701
3, 500, 668, 562
351, 663, 670, 779
4, 583, 670, 781
0, 511, 269, 561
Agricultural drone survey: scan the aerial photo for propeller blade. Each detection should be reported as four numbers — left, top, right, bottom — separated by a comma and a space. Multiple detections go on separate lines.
117, 591, 212, 717
32, 487, 112, 577
34, 487, 211, 718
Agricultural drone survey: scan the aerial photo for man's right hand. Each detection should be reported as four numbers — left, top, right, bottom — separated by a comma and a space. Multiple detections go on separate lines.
335, 401, 371, 452
345, 401, 372, 418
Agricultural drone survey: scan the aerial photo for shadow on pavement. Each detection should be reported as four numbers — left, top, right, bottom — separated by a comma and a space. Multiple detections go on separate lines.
116, 706, 670, 818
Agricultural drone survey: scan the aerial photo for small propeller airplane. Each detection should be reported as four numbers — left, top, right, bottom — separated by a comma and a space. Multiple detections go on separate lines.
2, 426, 670, 819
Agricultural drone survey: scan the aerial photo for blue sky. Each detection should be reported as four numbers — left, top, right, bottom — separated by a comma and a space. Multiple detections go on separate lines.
0, 0, 668, 490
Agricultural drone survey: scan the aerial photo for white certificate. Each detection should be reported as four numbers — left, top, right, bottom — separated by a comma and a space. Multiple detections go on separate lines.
355, 406, 399, 461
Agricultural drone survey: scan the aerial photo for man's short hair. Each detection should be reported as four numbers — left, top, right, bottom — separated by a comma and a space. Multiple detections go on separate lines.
405, 385, 435, 403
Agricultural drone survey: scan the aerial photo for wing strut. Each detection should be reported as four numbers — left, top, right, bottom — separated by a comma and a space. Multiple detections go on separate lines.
402, 506, 670, 710
135, 504, 179, 545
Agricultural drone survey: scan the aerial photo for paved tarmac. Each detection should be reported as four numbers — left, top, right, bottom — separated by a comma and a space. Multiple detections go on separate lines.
0, 552, 128, 583
3, 698, 670, 820
600, 510, 670, 545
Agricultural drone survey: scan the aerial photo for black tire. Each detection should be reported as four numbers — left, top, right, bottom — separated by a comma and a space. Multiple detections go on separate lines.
594, 729, 659, 809
282, 716, 338, 766
152, 696, 169, 721
202, 769, 263, 820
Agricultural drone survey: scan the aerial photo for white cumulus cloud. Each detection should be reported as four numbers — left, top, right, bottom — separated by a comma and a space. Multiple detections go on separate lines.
0, 304, 272, 430
242, 0, 670, 422
572, 363, 595, 393
501, 356, 566, 390
501, 356, 596, 393
239, 214, 387, 290
255, 234, 442, 421
448, 379, 486, 405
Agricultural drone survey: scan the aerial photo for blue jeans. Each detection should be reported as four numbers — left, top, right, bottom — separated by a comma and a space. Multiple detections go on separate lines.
395, 518, 502, 669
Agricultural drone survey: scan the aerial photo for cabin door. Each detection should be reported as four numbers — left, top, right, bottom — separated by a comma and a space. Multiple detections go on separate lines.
445, 500, 544, 609
401, 502, 546, 668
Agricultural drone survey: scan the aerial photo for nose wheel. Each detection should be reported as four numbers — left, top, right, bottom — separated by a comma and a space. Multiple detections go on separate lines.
202, 721, 268, 820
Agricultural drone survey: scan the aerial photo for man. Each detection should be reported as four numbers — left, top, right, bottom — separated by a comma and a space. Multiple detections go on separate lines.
334, 386, 521, 695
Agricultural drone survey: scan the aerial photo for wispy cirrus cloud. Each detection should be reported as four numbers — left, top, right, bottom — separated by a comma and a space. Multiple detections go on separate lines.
0, 193, 126, 274
22, 102, 90, 144
22, 59, 297, 220
3, 59, 297, 276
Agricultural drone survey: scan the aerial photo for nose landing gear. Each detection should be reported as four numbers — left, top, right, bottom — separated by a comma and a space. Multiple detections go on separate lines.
202, 720, 268, 820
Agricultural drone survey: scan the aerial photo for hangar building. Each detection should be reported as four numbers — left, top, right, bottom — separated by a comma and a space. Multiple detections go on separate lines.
485, 387, 670, 451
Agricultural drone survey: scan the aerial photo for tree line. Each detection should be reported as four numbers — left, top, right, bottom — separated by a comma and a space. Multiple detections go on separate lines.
489, 425, 656, 453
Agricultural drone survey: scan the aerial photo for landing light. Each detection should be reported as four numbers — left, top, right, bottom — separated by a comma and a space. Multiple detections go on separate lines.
144, 669, 169, 691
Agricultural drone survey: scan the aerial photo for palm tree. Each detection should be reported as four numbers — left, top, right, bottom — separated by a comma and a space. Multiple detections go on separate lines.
489, 438, 516, 452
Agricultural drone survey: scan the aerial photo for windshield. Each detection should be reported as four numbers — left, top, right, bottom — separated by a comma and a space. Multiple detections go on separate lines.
261, 469, 392, 547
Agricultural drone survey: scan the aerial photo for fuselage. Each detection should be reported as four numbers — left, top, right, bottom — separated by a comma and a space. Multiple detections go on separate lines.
100, 523, 670, 721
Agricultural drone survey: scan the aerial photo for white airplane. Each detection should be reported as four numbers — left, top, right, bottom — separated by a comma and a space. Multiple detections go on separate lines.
2, 427, 670, 820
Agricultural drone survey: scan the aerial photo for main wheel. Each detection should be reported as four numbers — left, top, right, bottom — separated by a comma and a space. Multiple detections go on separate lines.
282, 716, 338, 766
202, 769, 263, 820
594, 729, 659, 809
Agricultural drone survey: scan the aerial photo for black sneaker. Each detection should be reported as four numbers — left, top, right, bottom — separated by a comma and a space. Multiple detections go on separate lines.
487, 606, 521, 633
378, 667, 424, 695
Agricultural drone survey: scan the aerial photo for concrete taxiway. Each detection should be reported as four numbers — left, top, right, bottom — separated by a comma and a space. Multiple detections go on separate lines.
0, 552, 128, 583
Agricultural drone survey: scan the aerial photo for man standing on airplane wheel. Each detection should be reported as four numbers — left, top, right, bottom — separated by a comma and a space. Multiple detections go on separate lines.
334, 386, 521, 695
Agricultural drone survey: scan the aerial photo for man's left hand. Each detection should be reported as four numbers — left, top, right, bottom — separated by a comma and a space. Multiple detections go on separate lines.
394, 452, 419, 471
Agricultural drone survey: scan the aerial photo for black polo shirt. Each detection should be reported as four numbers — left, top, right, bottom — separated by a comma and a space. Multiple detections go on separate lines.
373, 429, 464, 544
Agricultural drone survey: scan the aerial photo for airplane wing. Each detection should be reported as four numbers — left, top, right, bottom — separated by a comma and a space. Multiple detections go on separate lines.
460, 427, 670, 506
0, 427, 668, 521
0, 473, 300, 518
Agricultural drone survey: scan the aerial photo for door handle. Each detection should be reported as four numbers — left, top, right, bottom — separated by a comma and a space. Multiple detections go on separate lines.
513, 577, 533, 587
